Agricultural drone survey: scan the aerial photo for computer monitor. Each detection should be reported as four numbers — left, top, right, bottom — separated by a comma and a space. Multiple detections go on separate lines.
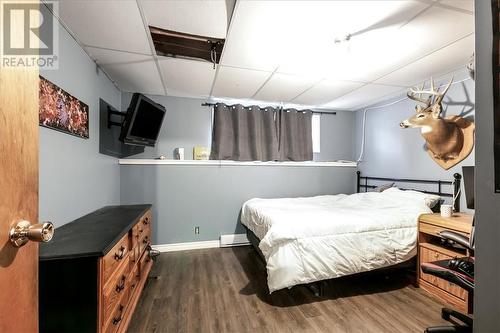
462, 166, 475, 210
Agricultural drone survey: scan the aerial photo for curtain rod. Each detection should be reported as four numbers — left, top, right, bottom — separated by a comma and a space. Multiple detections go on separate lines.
201, 102, 337, 115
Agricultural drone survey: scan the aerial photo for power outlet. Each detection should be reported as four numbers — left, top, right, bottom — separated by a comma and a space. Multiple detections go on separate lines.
194, 226, 200, 234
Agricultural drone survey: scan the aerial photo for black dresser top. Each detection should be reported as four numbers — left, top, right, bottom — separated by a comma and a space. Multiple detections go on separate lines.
40, 204, 151, 261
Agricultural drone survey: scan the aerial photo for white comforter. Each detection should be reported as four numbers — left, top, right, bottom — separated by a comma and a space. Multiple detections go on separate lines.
241, 188, 437, 292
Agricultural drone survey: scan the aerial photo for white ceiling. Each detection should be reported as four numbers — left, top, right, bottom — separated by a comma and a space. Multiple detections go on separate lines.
57, 0, 474, 111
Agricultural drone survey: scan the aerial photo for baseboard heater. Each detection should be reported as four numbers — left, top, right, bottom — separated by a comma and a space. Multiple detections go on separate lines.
220, 234, 250, 247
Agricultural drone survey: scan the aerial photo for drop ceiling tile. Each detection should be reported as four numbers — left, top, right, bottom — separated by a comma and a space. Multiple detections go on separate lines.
440, 0, 474, 13
292, 79, 364, 105
159, 58, 216, 98
375, 34, 474, 87
322, 84, 404, 110
87, 47, 164, 95
278, 5, 472, 82
253, 73, 319, 102
141, 0, 228, 38
212, 66, 271, 99
221, 1, 428, 74
59, 1, 151, 54
57, 0, 475, 104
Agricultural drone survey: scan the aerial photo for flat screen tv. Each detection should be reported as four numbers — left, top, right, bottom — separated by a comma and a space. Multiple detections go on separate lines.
120, 93, 166, 147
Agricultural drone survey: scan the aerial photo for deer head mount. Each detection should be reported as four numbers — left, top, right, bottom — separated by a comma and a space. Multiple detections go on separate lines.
400, 77, 474, 170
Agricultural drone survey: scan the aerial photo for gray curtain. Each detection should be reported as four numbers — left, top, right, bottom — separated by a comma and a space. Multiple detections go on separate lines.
210, 103, 313, 161
210, 103, 279, 161
278, 109, 313, 161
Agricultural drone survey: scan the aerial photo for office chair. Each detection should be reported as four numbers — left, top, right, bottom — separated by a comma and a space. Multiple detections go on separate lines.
421, 226, 474, 333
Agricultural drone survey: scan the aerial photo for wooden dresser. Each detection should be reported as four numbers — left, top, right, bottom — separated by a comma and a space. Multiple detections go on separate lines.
39, 205, 153, 333
417, 213, 473, 314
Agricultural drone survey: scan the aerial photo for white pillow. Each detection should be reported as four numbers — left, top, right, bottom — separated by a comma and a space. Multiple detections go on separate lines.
382, 187, 441, 208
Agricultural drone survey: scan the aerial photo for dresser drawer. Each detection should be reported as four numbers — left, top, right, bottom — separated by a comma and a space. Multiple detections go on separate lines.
138, 224, 151, 255
419, 222, 469, 239
129, 246, 140, 272
102, 234, 130, 283
103, 287, 130, 333
140, 211, 151, 229
419, 246, 468, 300
131, 224, 140, 248
103, 255, 130, 323
139, 233, 151, 255
419, 222, 447, 237
139, 250, 153, 281
128, 263, 140, 296
134, 213, 151, 239
129, 234, 140, 272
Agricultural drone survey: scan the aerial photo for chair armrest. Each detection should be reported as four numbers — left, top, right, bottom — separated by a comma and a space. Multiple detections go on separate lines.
421, 260, 474, 292
439, 230, 471, 250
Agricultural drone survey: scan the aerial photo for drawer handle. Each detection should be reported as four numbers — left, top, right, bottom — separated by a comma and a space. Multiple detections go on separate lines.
142, 236, 149, 245
139, 228, 144, 234
116, 275, 126, 292
143, 217, 149, 225
114, 246, 126, 261
112, 305, 124, 325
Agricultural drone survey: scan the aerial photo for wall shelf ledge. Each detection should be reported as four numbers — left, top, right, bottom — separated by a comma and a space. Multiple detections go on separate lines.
118, 159, 358, 167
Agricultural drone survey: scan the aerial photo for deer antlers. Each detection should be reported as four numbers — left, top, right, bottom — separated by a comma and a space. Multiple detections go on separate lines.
407, 77, 454, 110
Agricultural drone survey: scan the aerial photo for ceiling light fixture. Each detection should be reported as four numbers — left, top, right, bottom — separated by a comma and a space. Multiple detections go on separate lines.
334, 33, 351, 44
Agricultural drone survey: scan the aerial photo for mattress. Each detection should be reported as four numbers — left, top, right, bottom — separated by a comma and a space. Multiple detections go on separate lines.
241, 187, 438, 292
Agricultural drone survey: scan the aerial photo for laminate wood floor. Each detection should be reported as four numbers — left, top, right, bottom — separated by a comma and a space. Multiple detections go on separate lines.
128, 246, 453, 333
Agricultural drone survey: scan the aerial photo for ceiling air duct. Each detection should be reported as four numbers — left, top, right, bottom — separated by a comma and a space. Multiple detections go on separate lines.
149, 26, 224, 68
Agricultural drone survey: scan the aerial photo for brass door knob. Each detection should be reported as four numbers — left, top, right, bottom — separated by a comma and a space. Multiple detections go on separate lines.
9, 220, 54, 247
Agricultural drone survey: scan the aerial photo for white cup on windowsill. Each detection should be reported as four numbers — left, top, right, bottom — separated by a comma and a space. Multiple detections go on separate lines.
440, 204, 453, 218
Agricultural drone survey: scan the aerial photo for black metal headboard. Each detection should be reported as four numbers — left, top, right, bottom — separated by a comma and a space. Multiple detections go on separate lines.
356, 171, 461, 212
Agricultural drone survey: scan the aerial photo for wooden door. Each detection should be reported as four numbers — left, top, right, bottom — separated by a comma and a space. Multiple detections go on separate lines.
0, 0, 40, 331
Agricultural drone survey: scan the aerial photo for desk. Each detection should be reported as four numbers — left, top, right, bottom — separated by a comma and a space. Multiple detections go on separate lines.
417, 213, 473, 314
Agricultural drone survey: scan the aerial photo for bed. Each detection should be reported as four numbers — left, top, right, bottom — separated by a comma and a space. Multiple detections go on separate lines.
240, 172, 461, 293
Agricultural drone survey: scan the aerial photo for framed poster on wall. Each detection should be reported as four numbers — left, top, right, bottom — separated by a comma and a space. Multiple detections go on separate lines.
39, 76, 89, 139
492, 0, 500, 192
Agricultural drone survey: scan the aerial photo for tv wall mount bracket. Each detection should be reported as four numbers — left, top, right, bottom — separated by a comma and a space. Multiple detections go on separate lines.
107, 106, 126, 129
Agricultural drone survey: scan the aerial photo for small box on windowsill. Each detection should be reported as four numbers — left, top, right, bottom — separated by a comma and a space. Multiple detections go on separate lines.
193, 146, 210, 160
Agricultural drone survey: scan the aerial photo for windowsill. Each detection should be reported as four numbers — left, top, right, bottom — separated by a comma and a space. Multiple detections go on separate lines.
118, 159, 357, 167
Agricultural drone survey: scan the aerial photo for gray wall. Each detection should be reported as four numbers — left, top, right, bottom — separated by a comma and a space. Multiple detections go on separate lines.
474, 1, 500, 331
315, 111, 356, 162
121, 93, 356, 162
39, 20, 122, 226
121, 94, 212, 160
354, 69, 475, 212
120, 165, 356, 244
119, 94, 358, 244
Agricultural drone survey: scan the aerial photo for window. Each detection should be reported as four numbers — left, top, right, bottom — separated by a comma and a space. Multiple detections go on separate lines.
312, 114, 320, 153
